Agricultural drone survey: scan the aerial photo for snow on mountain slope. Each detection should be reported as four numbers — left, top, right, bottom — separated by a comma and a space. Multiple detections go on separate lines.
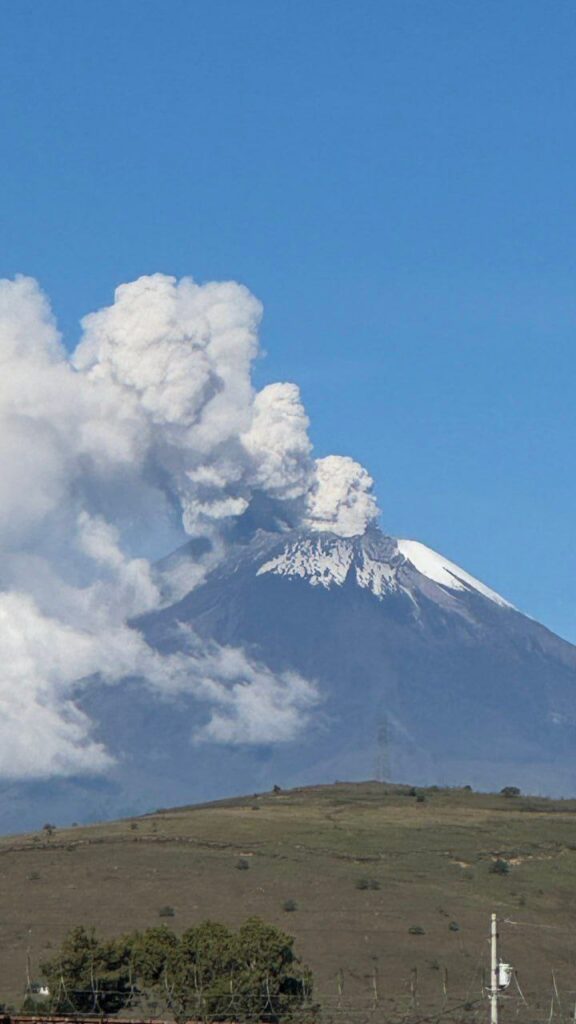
257, 536, 355, 588
255, 530, 511, 607
396, 539, 514, 609
256, 533, 397, 597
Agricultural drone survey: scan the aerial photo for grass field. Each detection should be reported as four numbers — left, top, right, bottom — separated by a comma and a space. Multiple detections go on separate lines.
1, 781, 576, 1022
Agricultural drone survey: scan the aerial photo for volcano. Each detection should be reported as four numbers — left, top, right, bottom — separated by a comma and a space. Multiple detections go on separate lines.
2, 526, 575, 831
138, 526, 576, 794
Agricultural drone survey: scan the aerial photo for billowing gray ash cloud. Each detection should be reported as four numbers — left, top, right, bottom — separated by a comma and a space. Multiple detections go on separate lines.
0, 273, 380, 779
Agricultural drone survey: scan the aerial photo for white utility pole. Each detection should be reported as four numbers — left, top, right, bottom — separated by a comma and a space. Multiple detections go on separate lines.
490, 913, 499, 1024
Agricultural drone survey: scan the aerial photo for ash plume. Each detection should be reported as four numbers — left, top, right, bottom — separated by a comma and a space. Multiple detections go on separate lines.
0, 273, 380, 778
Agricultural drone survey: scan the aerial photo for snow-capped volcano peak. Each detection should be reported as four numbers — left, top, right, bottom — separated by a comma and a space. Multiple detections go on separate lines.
255, 529, 512, 608
396, 539, 514, 609
256, 531, 398, 596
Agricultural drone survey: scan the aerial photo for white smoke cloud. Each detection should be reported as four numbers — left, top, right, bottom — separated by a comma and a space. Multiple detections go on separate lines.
242, 382, 313, 501
305, 455, 379, 537
0, 272, 379, 780
146, 635, 319, 746
0, 591, 149, 779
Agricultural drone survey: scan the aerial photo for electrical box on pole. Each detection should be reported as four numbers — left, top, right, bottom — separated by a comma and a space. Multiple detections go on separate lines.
498, 963, 513, 990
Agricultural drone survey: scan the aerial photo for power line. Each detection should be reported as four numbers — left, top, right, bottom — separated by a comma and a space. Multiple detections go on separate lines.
503, 918, 575, 935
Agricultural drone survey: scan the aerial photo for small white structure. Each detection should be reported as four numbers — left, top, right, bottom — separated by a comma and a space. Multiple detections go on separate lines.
498, 962, 513, 991
28, 982, 50, 997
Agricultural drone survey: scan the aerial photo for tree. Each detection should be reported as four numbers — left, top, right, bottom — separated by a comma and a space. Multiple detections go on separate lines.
231, 918, 312, 1022
130, 921, 232, 1022
46, 919, 314, 1023
136, 917, 312, 1023
41, 926, 134, 1014
129, 924, 179, 989
178, 921, 238, 1021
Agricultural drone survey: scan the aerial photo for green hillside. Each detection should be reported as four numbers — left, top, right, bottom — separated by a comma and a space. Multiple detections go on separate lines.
2, 781, 576, 1022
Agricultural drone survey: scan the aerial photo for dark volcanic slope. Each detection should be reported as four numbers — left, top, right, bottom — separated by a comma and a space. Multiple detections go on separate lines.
139, 527, 576, 797
1, 527, 575, 832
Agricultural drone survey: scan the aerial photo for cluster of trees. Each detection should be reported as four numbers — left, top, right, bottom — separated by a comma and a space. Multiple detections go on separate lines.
39, 918, 314, 1023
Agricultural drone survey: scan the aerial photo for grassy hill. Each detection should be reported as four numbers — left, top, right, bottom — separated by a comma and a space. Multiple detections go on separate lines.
2, 781, 576, 1021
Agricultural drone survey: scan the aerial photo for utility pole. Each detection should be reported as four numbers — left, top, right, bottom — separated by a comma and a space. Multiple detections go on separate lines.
490, 913, 499, 1024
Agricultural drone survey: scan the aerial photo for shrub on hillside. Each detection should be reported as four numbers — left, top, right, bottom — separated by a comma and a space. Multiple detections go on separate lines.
158, 905, 175, 917
490, 858, 510, 875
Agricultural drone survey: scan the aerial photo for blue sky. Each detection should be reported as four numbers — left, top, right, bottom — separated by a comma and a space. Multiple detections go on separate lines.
1, 0, 574, 639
